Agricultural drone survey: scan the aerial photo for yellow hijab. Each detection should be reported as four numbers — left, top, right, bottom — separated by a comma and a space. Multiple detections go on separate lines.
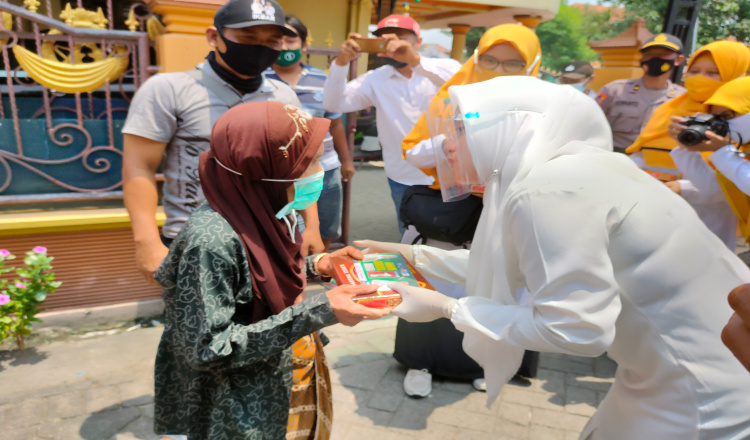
626, 40, 750, 154
402, 24, 542, 188
706, 77, 750, 241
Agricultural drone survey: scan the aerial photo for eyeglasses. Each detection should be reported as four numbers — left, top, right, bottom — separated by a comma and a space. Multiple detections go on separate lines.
477, 55, 526, 73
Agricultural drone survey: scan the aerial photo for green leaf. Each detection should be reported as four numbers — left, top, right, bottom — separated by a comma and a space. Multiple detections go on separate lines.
34, 292, 47, 302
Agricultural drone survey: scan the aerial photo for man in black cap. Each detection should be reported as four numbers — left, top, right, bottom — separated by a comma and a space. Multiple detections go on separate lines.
122, 0, 325, 285
558, 60, 596, 98
596, 33, 686, 153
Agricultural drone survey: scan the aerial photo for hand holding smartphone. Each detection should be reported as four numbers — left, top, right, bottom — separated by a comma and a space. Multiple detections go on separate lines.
354, 37, 387, 53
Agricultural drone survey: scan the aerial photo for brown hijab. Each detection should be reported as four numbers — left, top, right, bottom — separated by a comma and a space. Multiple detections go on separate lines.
199, 101, 331, 323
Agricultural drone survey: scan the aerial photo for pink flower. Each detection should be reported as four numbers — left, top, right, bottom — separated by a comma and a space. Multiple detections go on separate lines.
15, 282, 26, 289
0, 294, 10, 305
0, 249, 9, 257
33, 246, 47, 253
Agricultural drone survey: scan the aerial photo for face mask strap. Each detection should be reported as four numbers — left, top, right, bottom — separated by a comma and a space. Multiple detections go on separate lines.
281, 209, 299, 244
474, 48, 483, 73
214, 157, 242, 175
526, 52, 541, 76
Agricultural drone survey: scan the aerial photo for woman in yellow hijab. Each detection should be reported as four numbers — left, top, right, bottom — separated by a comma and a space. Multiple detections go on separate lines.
667, 76, 750, 253
401, 24, 541, 188
385, 24, 541, 398
626, 40, 750, 181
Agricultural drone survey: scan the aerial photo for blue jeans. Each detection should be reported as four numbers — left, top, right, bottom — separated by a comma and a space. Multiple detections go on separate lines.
317, 168, 343, 239
388, 178, 409, 235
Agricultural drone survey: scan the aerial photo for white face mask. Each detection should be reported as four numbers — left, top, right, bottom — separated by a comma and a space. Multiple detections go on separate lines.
728, 112, 750, 145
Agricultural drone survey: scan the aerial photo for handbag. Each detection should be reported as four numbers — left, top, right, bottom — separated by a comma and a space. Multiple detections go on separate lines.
399, 185, 483, 245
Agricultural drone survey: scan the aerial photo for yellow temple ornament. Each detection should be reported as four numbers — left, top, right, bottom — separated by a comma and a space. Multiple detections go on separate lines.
125, 10, 139, 32
146, 15, 166, 40
23, 0, 40, 13
13, 3, 129, 93
1, 12, 12, 46
13, 44, 129, 93
325, 31, 334, 48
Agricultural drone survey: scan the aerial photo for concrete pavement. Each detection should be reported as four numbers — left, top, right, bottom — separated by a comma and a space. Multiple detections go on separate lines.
0, 163, 616, 439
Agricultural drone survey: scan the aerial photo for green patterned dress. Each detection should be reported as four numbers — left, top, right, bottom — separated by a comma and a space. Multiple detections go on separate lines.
153, 203, 338, 440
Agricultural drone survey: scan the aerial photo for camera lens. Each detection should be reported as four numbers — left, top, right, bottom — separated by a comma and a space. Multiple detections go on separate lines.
678, 127, 707, 146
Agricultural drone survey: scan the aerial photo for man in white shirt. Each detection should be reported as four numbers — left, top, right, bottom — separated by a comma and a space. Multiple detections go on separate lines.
323, 15, 461, 233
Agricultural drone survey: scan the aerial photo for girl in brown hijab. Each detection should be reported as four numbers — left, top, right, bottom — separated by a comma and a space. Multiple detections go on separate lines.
153, 101, 390, 440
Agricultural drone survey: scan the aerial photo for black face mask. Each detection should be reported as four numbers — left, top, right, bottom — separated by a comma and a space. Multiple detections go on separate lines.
206, 52, 263, 94
217, 31, 281, 78
382, 57, 408, 69
640, 57, 676, 77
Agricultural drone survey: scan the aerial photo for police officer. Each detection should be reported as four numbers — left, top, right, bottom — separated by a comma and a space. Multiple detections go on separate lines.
597, 33, 686, 153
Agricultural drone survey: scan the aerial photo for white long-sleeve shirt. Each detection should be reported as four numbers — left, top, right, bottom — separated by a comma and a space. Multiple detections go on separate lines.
411, 154, 750, 439
711, 145, 750, 194
669, 147, 737, 250
323, 57, 461, 185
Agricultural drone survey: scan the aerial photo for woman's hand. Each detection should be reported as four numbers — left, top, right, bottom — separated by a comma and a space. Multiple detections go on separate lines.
352, 240, 414, 263
315, 246, 364, 278
669, 115, 730, 151
387, 282, 456, 323
665, 181, 681, 195
326, 284, 392, 326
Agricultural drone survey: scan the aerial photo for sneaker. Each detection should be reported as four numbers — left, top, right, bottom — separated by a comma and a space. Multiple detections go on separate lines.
472, 378, 487, 392
403, 368, 432, 397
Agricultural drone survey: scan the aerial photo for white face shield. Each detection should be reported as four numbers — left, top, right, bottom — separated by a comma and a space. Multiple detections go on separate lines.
428, 100, 533, 202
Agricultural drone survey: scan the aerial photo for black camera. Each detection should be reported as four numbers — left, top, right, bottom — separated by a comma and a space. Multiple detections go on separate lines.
677, 113, 729, 146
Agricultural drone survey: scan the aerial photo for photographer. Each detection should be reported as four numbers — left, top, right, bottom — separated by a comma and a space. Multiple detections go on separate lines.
627, 40, 750, 250
667, 76, 750, 253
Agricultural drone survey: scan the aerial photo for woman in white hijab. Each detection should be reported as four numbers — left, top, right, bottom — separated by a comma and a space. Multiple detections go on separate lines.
358, 76, 750, 439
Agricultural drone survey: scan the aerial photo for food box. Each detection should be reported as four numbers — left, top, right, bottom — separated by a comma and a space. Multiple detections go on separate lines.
329, 253, 434, 308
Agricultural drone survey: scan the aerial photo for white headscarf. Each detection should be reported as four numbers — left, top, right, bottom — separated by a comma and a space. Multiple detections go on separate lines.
447, 76, 613, 404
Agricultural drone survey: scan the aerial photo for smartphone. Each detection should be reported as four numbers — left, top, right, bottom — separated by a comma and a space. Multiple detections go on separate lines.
355, 37, 387, 53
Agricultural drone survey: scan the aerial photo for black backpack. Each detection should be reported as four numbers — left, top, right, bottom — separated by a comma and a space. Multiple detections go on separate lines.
399, 185, 483, 246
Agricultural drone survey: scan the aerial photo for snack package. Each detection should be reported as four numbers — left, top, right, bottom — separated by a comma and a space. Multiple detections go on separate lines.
329, 253, 435, 308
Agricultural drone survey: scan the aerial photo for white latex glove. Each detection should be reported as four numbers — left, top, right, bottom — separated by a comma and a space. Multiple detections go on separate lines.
352, 240, 414, 264
387, 282, 457, 323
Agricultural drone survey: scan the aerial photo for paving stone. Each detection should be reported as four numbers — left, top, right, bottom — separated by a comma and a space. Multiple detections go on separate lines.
345, 342, 378, 356
496, 402, 532, 426
48, 391, 85, 419
566, 373, 614, 393
367, 379, 406, 412
367, 335, 396, 354
565, 430, 582, 440
501, 387, 565, 411
421, 388, 467, 409
529, 368, 566, 396
333, 358, 391, 391
531, 407, 590, 432
459, 390, 495, 415
439, 379, 474, 394
86, 386, 121, 413
139, 403, 154, 419
118, 381, 154, 407
529, 424, 566, 440
3, 398, 48, 429
3, 426, 38, 440
428, 406, 496, 432
332, 383, 371, 406
564, 386, 598, 417
494, 418, 531, 439
359, 351, 390, 363
386, 399, 432, 432
540, 354, 595, 377
414, 422, 459, 440
78, 406, 141, 439
37, 415, 87, 440
111, 413, 155, 439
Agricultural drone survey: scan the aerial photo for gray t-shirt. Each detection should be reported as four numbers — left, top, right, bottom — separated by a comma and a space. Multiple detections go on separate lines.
122, 63, 301, 238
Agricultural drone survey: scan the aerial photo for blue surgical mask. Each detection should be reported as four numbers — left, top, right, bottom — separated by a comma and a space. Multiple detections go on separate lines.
571, 83, 586, 93
273, 170, 325, 219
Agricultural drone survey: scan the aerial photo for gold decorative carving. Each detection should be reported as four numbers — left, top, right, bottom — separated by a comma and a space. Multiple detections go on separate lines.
23, 0, 41, 13
59, 3, 108, 28
125, 9, 139, 32
325, 31, 333, 48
